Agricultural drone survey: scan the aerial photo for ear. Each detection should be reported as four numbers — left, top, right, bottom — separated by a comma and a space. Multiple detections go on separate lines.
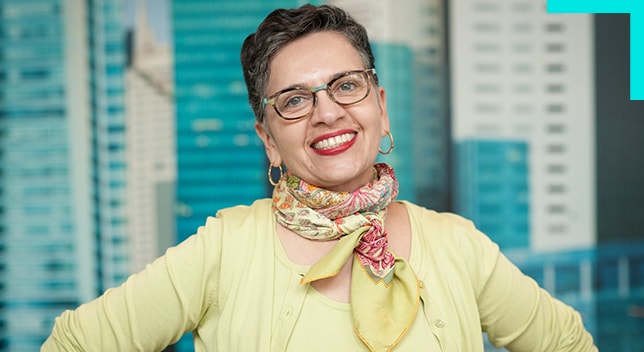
255, 121, 282, 165
377, 86, 391, 136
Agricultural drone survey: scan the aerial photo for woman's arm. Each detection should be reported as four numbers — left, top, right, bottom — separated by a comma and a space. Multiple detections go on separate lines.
41, 217, 222, 351
472, 232, 597, 351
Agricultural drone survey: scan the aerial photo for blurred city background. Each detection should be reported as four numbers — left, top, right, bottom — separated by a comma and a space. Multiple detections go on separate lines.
0, 0, 643, 351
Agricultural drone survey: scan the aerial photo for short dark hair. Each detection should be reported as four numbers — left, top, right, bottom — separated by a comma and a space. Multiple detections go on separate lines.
240, 4, 376, 122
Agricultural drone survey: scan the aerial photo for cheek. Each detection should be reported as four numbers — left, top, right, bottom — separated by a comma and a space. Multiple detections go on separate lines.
270, 134, 306, 162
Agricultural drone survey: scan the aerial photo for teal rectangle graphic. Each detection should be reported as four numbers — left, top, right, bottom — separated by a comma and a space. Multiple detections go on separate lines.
547, 0, 644, 100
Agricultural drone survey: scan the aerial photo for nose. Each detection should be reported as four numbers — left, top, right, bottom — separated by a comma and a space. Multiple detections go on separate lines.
310, 87, 344, 124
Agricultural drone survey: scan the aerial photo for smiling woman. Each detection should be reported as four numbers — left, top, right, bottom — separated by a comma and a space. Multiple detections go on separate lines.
41, 4, 597, 352
252, 30, 388, 192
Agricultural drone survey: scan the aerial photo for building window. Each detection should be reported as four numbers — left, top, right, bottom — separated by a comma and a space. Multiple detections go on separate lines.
548, 224, 566, 234
545, 23, 565, 33
512, 43, 533, 54
546, 124, 566, 133
555, 264, 580, 295
474, 43, 500, 53
512, 2, 533, 12
474, 2, 499, 12
474, 103, 500, 114
475, 62, 501, 73
546, 43, 565, 53
546, 63, 565, 73
513, 63, 533, 74
547, 204, 566, 214
473, 22, 500, 33
512, 23, 533, 33
514, 84, 533, 94
474, 83, 500, 94
514, 105, 534, 115
547, 164, 566, 174
546, 104, 565, 113
546, 83, 565, 93
547, 144, 566, 154
548, 184, 566, 194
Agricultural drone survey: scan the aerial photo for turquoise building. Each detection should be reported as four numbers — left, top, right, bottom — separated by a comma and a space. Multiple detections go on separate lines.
455, 139, 530, 250
0, 0, 127, 350
172, 1, 324, 243
372, 43, 416, 202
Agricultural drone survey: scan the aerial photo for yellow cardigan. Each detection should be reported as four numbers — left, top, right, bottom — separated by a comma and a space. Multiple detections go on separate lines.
42, 199, 597, 351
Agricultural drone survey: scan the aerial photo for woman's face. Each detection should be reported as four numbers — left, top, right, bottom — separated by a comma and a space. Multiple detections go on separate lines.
255, 31, 390, 192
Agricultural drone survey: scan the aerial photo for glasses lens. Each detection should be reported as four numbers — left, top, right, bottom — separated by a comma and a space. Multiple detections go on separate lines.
274, 89, 315, 119
329, 72, 370, 105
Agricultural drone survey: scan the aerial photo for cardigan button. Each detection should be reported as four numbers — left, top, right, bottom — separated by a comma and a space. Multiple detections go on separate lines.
283, 309, 292, 318
419, 280, 425, 289
434, 319, 446, 328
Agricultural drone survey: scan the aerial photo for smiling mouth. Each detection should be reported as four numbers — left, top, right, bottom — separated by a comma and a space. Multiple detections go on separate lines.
312, 132, 356, 150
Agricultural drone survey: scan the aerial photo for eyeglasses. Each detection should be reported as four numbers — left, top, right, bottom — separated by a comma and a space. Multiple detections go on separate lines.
261, 68, 377, 121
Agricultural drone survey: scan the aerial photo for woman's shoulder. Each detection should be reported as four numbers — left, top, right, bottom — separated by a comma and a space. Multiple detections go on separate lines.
191, 198, 274, 245
400, 200, 499, 256
399, 200, 478, 233
212, 198, 273, 224
400, 201, 501, 285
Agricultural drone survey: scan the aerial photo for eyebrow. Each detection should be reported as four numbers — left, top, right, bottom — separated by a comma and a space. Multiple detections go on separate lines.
269, 69, 362, 96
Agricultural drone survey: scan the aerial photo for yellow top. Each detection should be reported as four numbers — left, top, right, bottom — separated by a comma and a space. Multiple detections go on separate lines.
42, 199, 597, 351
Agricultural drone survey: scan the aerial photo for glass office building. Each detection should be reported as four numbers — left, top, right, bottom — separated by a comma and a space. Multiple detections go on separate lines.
449, 0, 596, 252
88, 0, 129, 292
455, 139, 530, 250
172, 1, 322, 243
0, 0, 127, 350
372, 43, 416, 202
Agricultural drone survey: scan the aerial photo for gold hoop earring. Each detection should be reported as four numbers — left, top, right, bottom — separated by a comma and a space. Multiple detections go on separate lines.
378, 131, 394, 155
267, 164, 283, 186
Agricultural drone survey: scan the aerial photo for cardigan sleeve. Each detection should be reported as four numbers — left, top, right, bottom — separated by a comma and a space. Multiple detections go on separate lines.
41, 216, 223, 351
460, 220, 598, 351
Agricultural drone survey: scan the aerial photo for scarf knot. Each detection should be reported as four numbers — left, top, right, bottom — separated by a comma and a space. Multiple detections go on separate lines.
355, 217, 395, 282
272, 163, 419, 352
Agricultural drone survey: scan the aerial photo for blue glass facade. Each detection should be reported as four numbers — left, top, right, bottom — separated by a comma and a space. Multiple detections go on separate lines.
87, 0, 129, 291
172, 1, 295, 243
371, 41, 450, 209
372, 43, 416, 202
0, 0, 126, 350
504, 243, 644, 352
455, 139, 530, 250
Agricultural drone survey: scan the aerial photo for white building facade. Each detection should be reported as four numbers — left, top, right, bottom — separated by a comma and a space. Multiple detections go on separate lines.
449, 1, 596, 251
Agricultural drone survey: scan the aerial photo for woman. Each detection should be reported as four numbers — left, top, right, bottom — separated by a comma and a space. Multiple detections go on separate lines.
42, 4, 597, 351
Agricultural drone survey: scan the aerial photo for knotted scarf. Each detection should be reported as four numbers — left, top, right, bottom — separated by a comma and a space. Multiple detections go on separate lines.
272, 163, 420, 352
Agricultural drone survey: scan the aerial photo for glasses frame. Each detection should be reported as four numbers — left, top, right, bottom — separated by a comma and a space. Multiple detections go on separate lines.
261, 68, 377, 121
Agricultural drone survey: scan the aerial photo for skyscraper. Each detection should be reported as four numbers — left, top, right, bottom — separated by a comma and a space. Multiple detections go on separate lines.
449, 4, 644, 349
88, 0, 130, 292
172, 1, 299, 244
125, 0, 176, 273
449, 0, 595, 252
0, 0, 128, 350
455, 139, 530, 250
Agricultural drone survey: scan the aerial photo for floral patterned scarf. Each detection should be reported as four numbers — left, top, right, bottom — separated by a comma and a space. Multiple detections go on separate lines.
272, 163, 420, 352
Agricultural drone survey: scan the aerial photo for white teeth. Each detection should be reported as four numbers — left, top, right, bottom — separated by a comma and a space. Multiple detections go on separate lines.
313, 133, 355, 150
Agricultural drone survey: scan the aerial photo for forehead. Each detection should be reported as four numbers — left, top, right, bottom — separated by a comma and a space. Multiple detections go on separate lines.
267, 31, 364, 90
